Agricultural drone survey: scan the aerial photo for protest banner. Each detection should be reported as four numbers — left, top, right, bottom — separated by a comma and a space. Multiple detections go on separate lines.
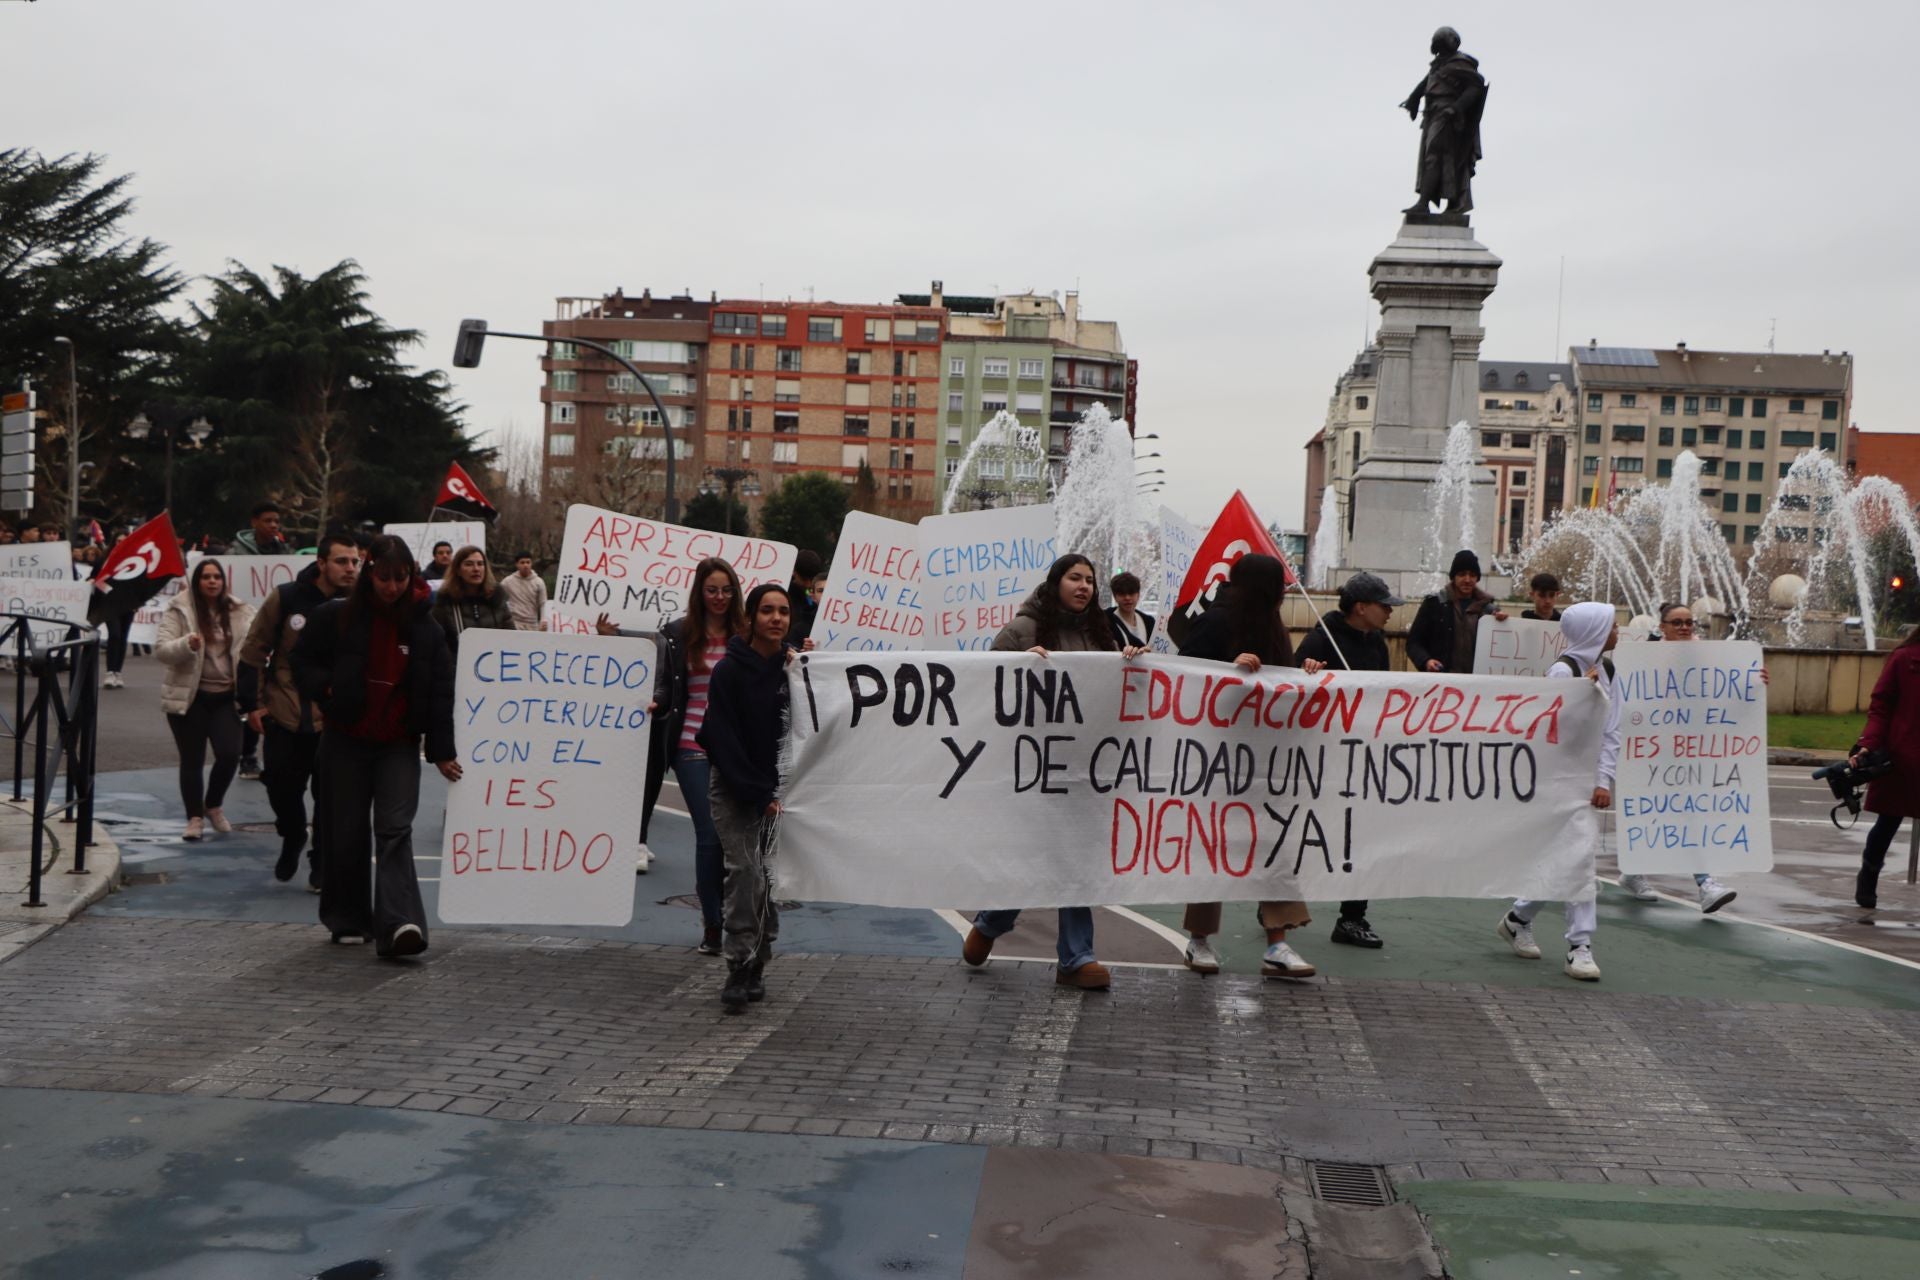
438, 630, 656, 926
217, 555, 313, 608
1154, 507, 1202, 654
1612, 639, 1773, 874
0, 542, 73, 581
778, 653, 1603, 908
128, 579, 181, 646
0, 576, 94, 645
384, 521, 486, 565
551, 503, 795, 634
916, 504, 1056, 651
1472, 615, 1569, 677
815, 511, 923, 651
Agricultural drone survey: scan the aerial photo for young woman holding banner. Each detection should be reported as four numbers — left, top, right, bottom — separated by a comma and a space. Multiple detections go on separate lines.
700, 583, 798, 1012
961, 554, 1146, 991
1176, 553, 1327, 979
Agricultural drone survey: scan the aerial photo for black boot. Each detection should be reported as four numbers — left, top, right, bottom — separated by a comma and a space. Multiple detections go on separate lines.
745, 963, 766, 1003
1331, 916, 1384, 948
721, 967, 751, 1013
1857, 860, 1881, 911
274, 833, 306, 883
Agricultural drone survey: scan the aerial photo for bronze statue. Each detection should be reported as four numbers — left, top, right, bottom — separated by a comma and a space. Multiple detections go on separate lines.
1400, 26, 1487, 218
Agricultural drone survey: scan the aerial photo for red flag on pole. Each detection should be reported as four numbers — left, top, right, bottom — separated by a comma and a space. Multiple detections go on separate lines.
434, 461, 498, 524
88, 512, 188, 625
1167, 491, 1295, 643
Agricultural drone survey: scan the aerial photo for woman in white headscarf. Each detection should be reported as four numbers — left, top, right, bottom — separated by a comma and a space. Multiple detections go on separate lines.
1496, 601, 1619, 981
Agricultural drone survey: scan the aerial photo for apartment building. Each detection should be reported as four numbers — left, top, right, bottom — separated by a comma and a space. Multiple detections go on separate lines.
1572, 343, 1853, 548
1477, 361, 1577, 554
538, 290, 711, 504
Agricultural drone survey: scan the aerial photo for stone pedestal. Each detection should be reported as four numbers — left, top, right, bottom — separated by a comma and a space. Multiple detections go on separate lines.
1341, 218, 1502, 592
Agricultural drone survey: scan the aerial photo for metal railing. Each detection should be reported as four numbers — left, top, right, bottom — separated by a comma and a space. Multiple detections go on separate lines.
1, 611, 101, 908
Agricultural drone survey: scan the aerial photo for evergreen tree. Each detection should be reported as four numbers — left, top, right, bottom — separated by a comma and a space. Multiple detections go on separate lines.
683, 489, 751, 535
757, 471, 848, 557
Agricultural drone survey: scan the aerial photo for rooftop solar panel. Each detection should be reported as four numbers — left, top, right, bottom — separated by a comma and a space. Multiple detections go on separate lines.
1582, 347, 1659, 366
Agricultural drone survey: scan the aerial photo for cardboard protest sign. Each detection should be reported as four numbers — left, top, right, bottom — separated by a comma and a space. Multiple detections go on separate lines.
814, 511, 923, 651
0, 576, 94, 645
1154, 507, 1202, 654
0, 542, 74, 581
384, 521, 487, 566
1472, 615, 1569, 677
438, 630, 656, 926
1612, 639, 1773, 874
779, 653, 1603, 908
216, 555, 313, 608
128, 579, 181, 646
551, 503, 795, 634
916, 504, 1056, 651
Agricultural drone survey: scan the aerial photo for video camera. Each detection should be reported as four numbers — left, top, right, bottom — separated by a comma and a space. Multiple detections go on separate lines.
1812, 750, 1893, 827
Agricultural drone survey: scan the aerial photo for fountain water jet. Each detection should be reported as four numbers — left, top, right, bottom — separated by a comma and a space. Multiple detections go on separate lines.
940, 410, 1048, 514
1307, 484, 1341, 589
1054, 404, 1156, 595
1414, 422, 1483, 594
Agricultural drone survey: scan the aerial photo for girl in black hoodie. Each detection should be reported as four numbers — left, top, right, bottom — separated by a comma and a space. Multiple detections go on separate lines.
698, 582, 795, 1013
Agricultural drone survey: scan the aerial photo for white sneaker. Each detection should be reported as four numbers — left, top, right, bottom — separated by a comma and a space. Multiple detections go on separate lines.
1698, 877, 1737, 914
103, 671, 123, 689
1497, 911, 1541, 959
1565, 944, 1601, 981
1261, 941, 1317, 978
1183, 936, 1221, 974
634, 842, 653, 875
1620, 874, 1659, 901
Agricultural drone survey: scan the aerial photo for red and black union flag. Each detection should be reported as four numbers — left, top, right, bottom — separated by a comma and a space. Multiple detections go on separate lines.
434, 461, 498, 524
88, 512, 188, 625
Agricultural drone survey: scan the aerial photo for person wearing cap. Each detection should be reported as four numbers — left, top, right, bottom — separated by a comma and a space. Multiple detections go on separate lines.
1407, 549, 1505, 674
1295, 572, 1403, 948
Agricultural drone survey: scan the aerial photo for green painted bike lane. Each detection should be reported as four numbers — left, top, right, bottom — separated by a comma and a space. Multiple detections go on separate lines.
1128, 884, 1920, 1010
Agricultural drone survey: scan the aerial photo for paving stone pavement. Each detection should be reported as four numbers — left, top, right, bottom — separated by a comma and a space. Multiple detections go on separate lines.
3, 914, 1919, 1202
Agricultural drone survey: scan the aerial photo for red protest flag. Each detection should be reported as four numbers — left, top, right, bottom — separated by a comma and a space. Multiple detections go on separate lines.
88, 512, 188, 625
434, 461, 498, 524
1166, 491, 1295, 645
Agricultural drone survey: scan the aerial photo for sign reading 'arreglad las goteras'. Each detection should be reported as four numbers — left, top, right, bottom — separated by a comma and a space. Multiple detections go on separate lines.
438, 631, 656, 927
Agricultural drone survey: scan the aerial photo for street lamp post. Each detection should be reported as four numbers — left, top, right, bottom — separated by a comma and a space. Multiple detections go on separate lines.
51, 337, 78, 536
127, 410, 213, 512
698, 442, 760, 536
453, 319, 684, 522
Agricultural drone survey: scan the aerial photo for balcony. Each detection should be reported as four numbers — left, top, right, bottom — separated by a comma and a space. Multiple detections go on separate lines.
1052, 377, 1124, 396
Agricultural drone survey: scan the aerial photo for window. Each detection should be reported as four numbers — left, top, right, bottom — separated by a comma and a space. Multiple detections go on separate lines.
846, 351, 872, 375
983, 357, 1010, 378
1615, 456, 1645, 473
1582, 456, 1600, 474
1351, 434, 1361, 466
946, 425, 961, 446
1819, 431, 1836, 452
1779, 462, 1792, 478
1681, 427, 1697, 446
1747, 461, 1764, 481
905, 417, 915, 439
1482, 430, 1501, 447
981, 394, 1008, 414
761, 314, 787, 338
772, 440, 797, 464
1587, 392, 1603, 412
1823, 399, 1840, 421
865, 318, 891, 342
1780, 430, 1815, 447
947, 391, 964, 412
548, 432, 575, 457
844, 414, 868, 436
775, 378, 801, 403
1660, 395, 1677, 414
1016, 392, 1043, 413
1729, 396, 1745, 417
1511, 433, 1530, 449
1745, 492, 1762, 513
945, 457, 960, 478
549, 370, 576, 391
740, 407, 752, 431
978, 456, 1004, 480
1700, 456, 1719, 475
744, 346, 756, 370
845, 383, 870, 408
728, 344, 740, 370
1513, 469, 1529, 488
1656, 458, 1673, 478
1355, 395, 1369, 410
1658, 426, 1674, 446
714, 313, 757, 336
1684, 395, 1700, 415
1514, 399, 1530, 410
1584, 423, 1601, 444
1704, 426, 1721, 444
1751, 397, 1768, 417
1484, 399, 1500, 411
1612, 423, 1645, 442
1620, 393, 1638, 408
551, 402, 575, 425
608, 339, 690, 363
1722, 492, 1739, 512
550, 342, 577, 361
949, 356, 966, 376
1748, 430, 1766, 450
776, 347, 802, 371
1705, 396, 1721, 411
808, 316, 842, 342
774, 411, 798, 434
1788, 398, 1806, 414
1742, 525, 1759, 544
1018, 358, 1044, 379
604, 405, 626, 422
1727, 429, 1743, 449
892, 351, 904, 376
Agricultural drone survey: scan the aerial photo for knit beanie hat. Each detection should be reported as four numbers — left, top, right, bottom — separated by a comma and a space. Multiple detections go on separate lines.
1448, 549, 1482, 578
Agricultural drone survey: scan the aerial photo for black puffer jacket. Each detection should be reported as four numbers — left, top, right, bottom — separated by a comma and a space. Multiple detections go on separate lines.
1295, 609, 1389, 672
290, 584, 457, 763
696, 635, 790, 812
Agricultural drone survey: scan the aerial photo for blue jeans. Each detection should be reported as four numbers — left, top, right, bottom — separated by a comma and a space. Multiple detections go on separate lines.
674, 749, 723, 930
972, 907, 1097, 971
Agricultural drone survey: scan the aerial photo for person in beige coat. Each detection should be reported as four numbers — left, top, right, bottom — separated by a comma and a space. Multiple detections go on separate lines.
156, 560, 255, 841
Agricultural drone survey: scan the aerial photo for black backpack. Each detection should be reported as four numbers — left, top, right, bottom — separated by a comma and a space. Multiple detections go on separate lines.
1557, 653, 1614, 682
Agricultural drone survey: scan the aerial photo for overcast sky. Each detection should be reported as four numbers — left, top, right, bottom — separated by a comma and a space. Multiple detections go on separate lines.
15, 0, 1915, 529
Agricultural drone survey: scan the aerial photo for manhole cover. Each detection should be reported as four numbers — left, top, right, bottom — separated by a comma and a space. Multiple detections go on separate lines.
121, 871, 170, 886
660, 893, 801, 911
1306, 1161, 1393, 1207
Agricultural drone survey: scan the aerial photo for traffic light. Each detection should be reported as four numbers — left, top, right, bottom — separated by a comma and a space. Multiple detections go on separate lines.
452, 318, 489, 369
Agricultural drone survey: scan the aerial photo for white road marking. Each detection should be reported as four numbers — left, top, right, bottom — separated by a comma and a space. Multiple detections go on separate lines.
1598, 875, 1920, 972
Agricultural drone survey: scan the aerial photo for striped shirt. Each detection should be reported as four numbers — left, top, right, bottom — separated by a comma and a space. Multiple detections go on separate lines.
679, 636, 729, 752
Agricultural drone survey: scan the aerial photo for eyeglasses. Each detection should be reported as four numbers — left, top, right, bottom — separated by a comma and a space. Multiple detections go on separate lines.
1661, 618, 1695, 629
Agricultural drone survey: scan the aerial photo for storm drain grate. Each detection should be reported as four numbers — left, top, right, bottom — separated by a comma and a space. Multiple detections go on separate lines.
1306, 1161, 1393, 1207
121, 871, 170, 886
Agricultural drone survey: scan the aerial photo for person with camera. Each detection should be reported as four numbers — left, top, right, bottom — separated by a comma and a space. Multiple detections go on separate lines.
1851, 627, 1919, 910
